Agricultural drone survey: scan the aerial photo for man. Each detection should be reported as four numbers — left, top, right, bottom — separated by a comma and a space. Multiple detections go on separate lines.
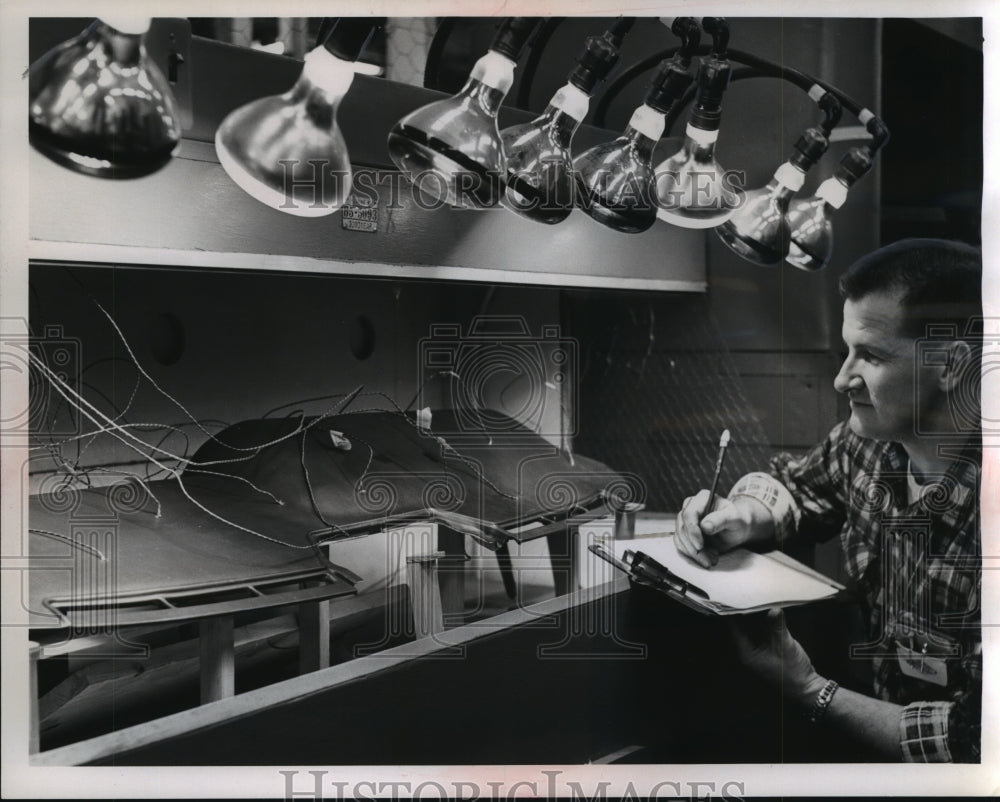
676, 238, 982, 762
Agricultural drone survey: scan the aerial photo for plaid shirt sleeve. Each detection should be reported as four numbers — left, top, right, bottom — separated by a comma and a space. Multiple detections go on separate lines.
727, 421, 851, 545
899, 638, 982, 763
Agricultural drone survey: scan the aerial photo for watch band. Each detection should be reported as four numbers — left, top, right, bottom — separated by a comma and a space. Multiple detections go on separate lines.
807, 679, 839, 724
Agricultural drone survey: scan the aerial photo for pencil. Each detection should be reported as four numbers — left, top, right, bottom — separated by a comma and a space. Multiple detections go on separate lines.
700, 428, 731, 523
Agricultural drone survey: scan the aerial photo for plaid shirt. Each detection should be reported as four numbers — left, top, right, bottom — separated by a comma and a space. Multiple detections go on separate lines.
729, 421, 981, 762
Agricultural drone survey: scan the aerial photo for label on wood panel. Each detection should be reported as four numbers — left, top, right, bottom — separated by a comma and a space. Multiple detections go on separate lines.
341, 194, 378, 233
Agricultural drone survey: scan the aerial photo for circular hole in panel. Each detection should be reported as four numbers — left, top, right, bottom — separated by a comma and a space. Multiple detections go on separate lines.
349, 315, 376, 361
148, 312, 186, 366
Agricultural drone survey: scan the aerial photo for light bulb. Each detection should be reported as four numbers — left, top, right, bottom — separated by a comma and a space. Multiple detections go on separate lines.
214, 19, 380, 216
573, 104, 665, 234
501, 21, 629, 224
786, 148, 874, 271
388, 18, 536, 210
716, 162, 806, 264
717, 127, 830, 265
387, 50, 514, 209
784, 180, 843, 271
215, 47, 356, 217
654, 123, 737, 228
654, 48, 734, 229
501, 84, 587, 223
28, 17, 182, 178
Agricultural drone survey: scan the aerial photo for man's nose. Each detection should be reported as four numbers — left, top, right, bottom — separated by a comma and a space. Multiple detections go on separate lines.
834, 358, 862, 394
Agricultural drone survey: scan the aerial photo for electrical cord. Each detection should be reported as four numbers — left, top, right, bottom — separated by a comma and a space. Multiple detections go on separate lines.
662, 66, 844, 137
515, 17, 564, 110
594, 43, 885, 137
423, 17, 457, 90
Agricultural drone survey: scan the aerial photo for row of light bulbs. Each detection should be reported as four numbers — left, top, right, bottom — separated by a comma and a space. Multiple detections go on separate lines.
28, 16, 888, 271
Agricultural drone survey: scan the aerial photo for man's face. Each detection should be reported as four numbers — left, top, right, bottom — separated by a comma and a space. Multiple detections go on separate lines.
833, 288, 945, 443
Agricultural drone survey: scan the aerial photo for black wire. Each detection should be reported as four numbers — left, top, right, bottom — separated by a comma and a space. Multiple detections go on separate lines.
515, 17, 564, 110
594, 44, 877, 131
593, 47, 679, 128
726, 47, 864, 115
701, 17, 730, 56
662, 66, 847, 139
662, 66, 752, 136
314, 18, 336, 49
609, 17, 635, 38
423, 18, 457, 90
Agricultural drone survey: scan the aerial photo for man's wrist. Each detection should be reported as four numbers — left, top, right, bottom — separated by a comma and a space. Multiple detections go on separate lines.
727, 493, 776, 543
727, 473, 790, 541
795, 673, 830, 711
728, 472, 797, 544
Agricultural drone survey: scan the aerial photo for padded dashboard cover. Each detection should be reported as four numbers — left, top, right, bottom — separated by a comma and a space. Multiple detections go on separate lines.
27, 410, 635, 631
183, 409, 636, 545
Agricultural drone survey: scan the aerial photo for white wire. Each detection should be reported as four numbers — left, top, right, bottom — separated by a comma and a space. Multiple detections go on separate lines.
30, 352, 318, 550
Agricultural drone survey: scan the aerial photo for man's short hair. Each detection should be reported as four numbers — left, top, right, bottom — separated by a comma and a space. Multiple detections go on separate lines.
839, 238, 982, 341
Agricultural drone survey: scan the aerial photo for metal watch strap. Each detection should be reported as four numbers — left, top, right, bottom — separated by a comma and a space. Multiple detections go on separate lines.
807, 679, 839, 724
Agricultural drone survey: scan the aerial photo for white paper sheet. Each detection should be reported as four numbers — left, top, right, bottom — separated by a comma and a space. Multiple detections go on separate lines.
612, 534, 839, 610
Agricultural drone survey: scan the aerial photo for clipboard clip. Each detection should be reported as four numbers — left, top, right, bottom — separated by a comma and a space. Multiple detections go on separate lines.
626, 549, 710, 600
589, 544, 710, 600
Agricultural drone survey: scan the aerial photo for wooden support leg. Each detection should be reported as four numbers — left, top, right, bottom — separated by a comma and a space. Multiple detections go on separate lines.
437, 525, 467, 626
406, 552, 444, 639
495, 540, 518, 600
547, 525, 579, 597
299, 599, 331, 674
199, 615, 234, 703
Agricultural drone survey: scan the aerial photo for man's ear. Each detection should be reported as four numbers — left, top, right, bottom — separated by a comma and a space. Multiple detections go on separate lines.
938, 340, 973, 393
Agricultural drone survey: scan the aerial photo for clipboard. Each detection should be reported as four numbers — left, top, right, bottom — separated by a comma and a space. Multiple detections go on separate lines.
589, 540, 845, 616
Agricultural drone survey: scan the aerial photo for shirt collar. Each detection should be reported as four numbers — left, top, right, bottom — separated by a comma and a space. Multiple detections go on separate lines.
881, 437, 981, 490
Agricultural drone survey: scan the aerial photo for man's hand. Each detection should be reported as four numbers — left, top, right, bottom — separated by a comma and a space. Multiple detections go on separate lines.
675, 490, 771, 568
730, 609, 827, 707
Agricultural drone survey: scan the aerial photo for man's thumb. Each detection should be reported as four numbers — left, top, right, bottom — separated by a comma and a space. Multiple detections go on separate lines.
700, 511, 723, 535
766, 608, 785, 636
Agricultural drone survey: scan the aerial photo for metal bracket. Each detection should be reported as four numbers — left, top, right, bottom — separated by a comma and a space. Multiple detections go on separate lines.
146, 18, 194, 131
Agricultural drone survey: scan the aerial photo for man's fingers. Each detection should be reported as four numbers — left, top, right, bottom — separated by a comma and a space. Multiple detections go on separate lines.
689, 544, 717, 569
675, 525, 715, 568
768, 608, 799, 650
700, 506, 738, 536
766, 608, 785, 641
679, 492, 709, 529
676, 491, 723, 568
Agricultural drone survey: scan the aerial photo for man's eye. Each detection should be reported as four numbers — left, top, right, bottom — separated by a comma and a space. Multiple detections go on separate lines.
860, 351, 881, 364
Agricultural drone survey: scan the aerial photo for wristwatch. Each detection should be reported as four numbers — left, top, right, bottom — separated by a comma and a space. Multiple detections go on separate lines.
807, 679, 839, 724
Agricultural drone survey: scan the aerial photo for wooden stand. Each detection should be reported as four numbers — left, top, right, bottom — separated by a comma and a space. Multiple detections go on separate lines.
405, 551, 445, 639
436, 526, 467, 626
546, 525, 579, 597
298, 599, 332, 674
198, 616, 234, 703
